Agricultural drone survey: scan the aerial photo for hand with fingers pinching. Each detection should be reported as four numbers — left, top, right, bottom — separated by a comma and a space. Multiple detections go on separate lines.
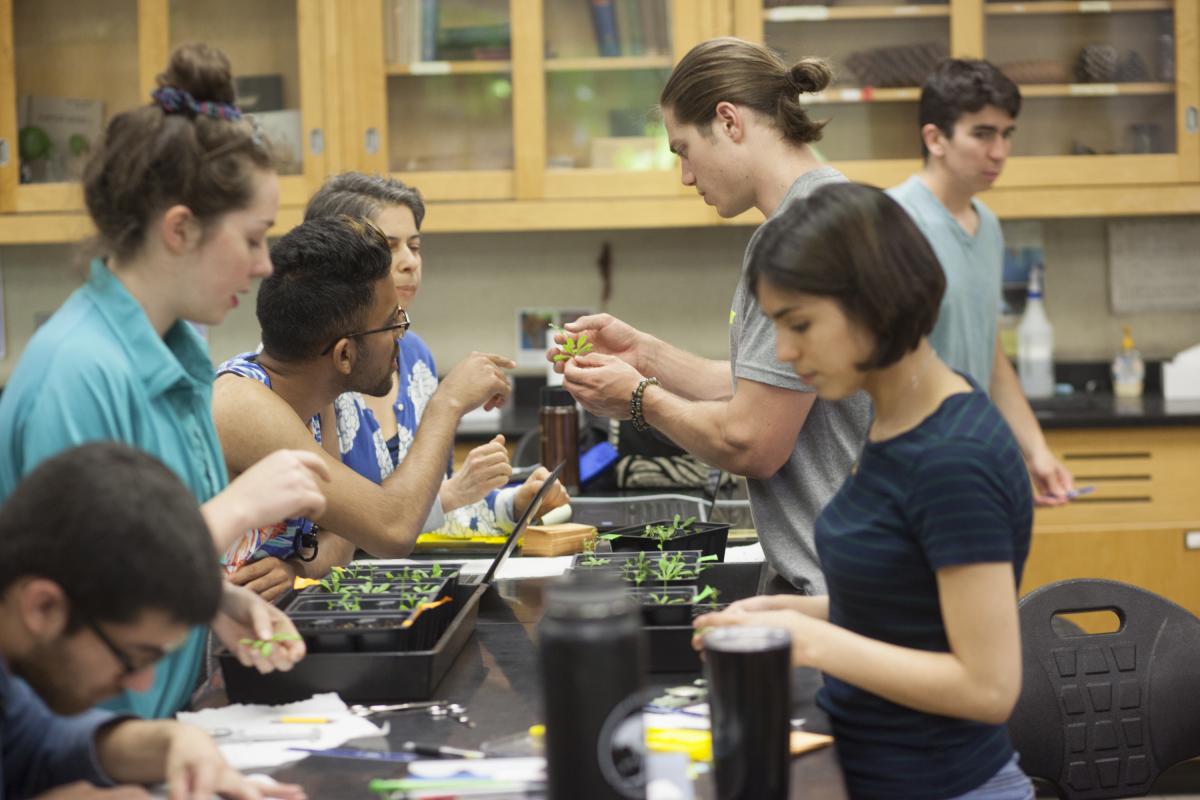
546, 314, 648, 374
436, 352, 514, 413
211, 584, 306, 674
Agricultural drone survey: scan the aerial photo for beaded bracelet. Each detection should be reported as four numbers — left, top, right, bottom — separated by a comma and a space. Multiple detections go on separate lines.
630, 376, 660, 432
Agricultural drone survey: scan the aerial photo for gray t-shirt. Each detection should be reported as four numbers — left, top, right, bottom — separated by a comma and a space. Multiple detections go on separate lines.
730, 167, 873, 593
888, 175, 1003, 389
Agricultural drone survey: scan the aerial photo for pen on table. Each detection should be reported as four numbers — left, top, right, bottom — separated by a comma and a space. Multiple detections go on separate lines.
368, 778, 542, 799
402, 741, 487, 759
208, 727, 323, 744
273, 716, 332, 724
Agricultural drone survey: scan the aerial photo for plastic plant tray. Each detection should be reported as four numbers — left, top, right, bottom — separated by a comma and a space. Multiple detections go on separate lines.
220, 582, 487, 703
603, 520, 731, 561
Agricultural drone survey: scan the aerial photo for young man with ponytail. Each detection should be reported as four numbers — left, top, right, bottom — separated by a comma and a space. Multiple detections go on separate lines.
551, 37, 871, 594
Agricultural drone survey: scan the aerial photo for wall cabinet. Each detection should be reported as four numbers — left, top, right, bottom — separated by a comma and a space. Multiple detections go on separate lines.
1022, 426, 1200, 617
1, 0, 1198, 242
735, 0, 1200, 217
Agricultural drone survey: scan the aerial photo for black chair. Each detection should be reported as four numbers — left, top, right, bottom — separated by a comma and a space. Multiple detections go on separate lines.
1010, 579, 1200, 799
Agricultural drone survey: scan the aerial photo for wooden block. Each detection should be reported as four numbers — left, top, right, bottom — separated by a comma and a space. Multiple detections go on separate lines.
522, 523, 597, 557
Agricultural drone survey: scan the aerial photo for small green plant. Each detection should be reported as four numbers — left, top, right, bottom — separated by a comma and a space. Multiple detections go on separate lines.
238, 631, 302, 657
549, 322, 593, 362
646, 591, 689, 605
692, 585, 719, 608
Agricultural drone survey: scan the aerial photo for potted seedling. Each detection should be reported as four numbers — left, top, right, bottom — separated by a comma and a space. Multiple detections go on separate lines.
602, 514, 731, 561
549, 322, 593, 362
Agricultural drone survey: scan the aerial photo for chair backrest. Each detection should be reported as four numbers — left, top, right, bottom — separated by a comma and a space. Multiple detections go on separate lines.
1011, 579, 1200, 799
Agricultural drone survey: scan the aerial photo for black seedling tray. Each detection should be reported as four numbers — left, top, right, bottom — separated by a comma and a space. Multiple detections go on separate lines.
641, 563, 764, 673
604, 520, 731, 561
220, 582, 487, 703
569, 550, 710, 587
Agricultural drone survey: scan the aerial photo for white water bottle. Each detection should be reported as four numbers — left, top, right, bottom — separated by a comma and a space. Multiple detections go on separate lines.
1018, 266, 1055, 399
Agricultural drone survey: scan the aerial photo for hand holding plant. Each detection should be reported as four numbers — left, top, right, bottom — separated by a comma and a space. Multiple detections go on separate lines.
549, 322, 593, 363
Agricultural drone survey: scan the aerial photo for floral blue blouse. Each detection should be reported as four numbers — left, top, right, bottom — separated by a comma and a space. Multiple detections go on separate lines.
333, 333, 516, 537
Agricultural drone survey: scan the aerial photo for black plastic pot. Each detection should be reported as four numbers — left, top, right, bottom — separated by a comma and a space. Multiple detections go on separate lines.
603, 520, 731, 561
631, 586, 697, 626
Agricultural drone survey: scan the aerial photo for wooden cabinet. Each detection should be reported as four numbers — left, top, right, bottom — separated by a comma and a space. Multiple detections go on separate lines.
735, 0, 1200, 217
1, 0, 1199, 242
1022, 426, 1200, 617
0, 0, 329, 234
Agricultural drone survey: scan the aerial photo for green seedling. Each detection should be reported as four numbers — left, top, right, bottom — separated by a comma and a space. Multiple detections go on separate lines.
692, 585, 720, 609
238, 631, 302, 657
549, 322, 593, 362
646, 591, 689, 605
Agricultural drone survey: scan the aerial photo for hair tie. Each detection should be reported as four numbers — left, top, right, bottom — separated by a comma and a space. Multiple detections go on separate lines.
151, 86, 243, 121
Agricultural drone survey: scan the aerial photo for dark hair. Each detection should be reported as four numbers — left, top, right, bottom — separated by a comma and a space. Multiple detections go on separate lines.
83, 42, 274, 261
258, 216, 392, 361
305, 172, 426, 229
919, 58, 1021, 159
660, 37, 831, 144
0, 442, 221, 628
746, 183, 946, 371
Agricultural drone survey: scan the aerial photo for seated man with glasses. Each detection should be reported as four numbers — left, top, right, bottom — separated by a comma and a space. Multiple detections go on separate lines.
0, 441, 304, 800
213, 216, 534, 599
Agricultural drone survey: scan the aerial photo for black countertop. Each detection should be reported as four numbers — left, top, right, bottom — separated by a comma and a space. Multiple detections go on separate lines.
1029, 395, 1200, 430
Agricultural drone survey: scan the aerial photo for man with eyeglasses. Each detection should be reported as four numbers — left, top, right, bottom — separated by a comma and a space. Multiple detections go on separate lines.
0, 442, 305, 800
211, 216, 528, 598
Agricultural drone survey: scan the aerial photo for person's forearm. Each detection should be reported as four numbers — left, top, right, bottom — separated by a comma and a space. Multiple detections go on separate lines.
990, 351, 1049, 459
94, 719, 173, 785
364, 396, 462, 557
200, 495, 249, 553
640, 386, 772, 478
290, 532, 355, 579
641, 334, 733, 402
802, 621, 1017, 725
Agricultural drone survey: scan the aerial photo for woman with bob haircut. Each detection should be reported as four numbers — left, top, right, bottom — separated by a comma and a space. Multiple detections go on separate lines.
697, 183, 1035, 800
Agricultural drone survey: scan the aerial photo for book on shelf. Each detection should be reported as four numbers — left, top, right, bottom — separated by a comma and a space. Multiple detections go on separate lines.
587, 0, 621, 57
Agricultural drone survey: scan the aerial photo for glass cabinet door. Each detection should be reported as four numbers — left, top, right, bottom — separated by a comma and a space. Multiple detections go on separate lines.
169, 0, 324, 206
5, 0, 141, 212
381, 0, 514, 200
746, 0, 950, 171
986, 0, 1187, 185
540, 0, 687, 198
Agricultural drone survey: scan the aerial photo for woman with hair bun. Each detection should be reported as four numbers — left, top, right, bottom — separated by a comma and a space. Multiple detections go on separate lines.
0, 43, 327, 722
553, 37, 871, 595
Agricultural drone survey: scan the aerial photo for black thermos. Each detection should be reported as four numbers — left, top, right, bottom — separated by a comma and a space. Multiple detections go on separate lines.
538, 570, 646, 799
539, 386, 580, 493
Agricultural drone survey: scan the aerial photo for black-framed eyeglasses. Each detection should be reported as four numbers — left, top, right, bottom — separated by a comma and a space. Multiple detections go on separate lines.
320, 306, 411, 355
79, 614, 157, 677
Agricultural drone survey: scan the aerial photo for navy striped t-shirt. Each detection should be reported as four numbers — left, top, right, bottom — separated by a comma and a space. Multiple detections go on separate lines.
815, 387, 1033, 799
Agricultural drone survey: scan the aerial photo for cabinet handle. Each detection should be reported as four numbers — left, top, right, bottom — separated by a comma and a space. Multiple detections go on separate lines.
365, 127, 380, 156
0, 138, 8, 167
1187, 107, 1198, 135
309, 128, 325, 156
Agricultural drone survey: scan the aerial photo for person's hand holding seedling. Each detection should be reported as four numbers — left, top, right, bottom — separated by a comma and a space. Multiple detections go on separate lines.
545, 313, 648, 375
561, 351, 650, 419
212, 583, 306, 673
548, 322, 593, 364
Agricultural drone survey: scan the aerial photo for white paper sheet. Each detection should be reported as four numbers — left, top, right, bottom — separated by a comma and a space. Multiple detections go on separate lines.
177, 692, 386, 770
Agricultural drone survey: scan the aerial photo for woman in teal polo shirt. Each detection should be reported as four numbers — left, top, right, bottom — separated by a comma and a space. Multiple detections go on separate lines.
0, 44, 326, 719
